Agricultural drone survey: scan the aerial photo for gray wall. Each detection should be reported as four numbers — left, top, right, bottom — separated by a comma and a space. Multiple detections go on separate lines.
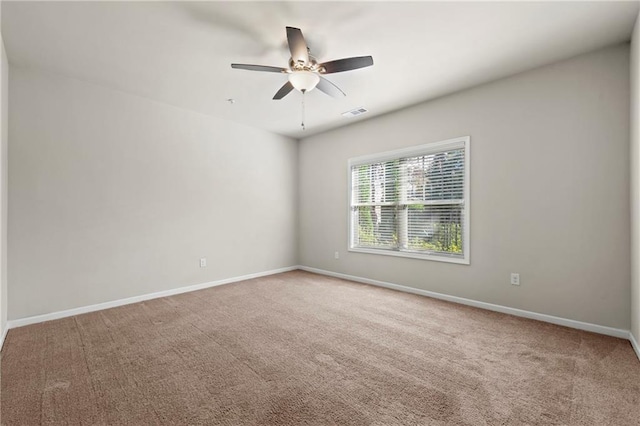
631, 14, 640, 342
299, 44, 631, 329
0, 3, 7, 336
8, 66, 298, 320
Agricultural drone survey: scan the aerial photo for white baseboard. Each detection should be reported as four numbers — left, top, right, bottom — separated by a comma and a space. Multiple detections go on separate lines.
0, 325, 7, 351
298, 266, 630, 340
630, 332, 640, 361
6, 266, 298, 330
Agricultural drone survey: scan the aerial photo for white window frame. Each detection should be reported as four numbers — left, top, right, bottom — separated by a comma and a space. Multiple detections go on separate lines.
347, 136, 470, 265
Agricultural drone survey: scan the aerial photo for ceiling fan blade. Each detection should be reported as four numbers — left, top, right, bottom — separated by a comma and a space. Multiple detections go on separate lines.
319, 56, 374, 74
231, 64, 287, 73
316, 77, 346, 98
273, 81, 294, 100
286, 26, 309, 65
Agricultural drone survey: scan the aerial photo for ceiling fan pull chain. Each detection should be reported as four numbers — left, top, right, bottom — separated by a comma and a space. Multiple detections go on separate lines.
301, 90, 306, 131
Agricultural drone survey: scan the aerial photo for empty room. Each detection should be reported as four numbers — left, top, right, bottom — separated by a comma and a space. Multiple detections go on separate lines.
1, 1, 640, 424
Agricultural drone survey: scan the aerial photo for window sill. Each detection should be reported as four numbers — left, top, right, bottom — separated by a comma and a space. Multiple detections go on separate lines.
348, 247, 470, 265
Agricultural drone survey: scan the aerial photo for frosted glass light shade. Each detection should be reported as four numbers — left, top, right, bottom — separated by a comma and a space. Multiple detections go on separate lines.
288, 71, 320, 92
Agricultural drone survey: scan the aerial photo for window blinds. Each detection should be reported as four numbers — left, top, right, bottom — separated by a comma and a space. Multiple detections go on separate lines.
350, 140, 467, 260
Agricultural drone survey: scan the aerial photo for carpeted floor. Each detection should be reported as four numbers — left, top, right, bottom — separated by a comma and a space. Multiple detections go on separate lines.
1, 270, 639, 425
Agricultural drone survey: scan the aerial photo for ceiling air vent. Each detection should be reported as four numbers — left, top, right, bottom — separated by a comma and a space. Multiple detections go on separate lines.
341, 107, 369, 118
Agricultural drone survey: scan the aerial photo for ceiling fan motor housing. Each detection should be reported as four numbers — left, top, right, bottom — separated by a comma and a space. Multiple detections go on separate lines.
289, 56, 321, 72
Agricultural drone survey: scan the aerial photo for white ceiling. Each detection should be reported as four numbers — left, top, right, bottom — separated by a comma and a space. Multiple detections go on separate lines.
3, 1, 639, 139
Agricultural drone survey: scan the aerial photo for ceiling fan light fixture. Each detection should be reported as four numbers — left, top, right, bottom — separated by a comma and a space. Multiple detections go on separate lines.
288, 70, 320, 92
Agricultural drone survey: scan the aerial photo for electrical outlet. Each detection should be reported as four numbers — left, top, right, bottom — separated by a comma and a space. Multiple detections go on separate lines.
334, 251, 340, 259
200, 258, 207, 268
510, 273, 520, 286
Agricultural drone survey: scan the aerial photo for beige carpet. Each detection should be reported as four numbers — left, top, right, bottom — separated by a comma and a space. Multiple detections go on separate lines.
2, 270, 639, 425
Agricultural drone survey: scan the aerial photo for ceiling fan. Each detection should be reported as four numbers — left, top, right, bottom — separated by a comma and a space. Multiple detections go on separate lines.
231, 27, 373, 100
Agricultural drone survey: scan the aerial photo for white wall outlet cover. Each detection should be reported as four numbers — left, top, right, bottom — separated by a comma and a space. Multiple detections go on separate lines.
510, 273, 520, 285
200, 258, 207, 268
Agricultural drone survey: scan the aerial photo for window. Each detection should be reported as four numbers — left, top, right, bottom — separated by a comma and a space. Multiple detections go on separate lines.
348, 136, 470, 264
